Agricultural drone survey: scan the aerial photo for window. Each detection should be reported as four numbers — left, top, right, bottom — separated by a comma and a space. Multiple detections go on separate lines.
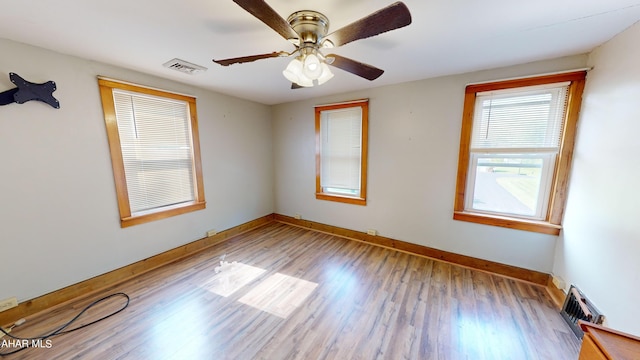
315, 99, 368, 205
98, 78, 205, 227
454, 71, 586, 235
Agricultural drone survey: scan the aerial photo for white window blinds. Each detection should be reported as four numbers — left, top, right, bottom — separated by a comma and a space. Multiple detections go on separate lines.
471, 83, 569, 152
320, 107, 363, 194
113, 90, 195, 214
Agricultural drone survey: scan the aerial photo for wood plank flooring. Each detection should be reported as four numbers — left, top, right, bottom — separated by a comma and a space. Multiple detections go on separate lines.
2, 222, 580, 359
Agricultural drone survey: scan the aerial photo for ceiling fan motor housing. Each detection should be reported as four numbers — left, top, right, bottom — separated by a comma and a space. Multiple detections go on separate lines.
287, 11, 330, 47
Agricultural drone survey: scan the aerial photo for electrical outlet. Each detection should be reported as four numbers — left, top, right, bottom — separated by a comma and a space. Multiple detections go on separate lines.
294, 214, 302, 220
0, 297, 18, 313
206, 229, 218, 237
367, 229, 377, 236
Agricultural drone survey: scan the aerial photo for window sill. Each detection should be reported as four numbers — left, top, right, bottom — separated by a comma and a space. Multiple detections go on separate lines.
316, 193, 366, 206
121, 201, 206, 228
453, 211, 561, 235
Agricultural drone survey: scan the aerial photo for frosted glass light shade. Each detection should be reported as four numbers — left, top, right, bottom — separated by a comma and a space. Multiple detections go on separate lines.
317, 63, 334, 85
296, 74, 313, 87
283, 58, 314, 87
303, 53, 322, 80
283, 52, 335, 87
283, 58, 303, 83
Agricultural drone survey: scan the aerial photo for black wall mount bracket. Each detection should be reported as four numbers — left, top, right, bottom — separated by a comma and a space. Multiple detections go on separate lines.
0, 72, 60, 109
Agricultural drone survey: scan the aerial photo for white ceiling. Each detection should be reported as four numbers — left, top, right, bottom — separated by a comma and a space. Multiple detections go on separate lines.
2, 0, 640, 105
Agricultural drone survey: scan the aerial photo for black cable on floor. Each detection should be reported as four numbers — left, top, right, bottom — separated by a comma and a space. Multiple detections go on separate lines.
0, 292, 130, 357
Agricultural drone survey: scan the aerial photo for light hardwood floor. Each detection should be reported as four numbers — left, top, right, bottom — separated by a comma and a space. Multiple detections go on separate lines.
3, 222, 580, 359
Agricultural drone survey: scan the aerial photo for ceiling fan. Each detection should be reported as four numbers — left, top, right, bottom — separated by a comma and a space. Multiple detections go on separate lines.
213, 0, 412, 88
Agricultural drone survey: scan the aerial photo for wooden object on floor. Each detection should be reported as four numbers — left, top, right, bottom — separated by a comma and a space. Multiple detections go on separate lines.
579, 320, 640, 359
5, 222, 579, 359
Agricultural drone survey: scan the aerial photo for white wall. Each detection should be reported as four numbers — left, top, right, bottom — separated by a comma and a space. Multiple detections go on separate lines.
0, 38, 274, 303
273, 55, 588, 273
553, 21, 640, 336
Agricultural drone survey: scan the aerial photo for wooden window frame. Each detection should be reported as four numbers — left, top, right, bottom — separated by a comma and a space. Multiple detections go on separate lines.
98, 78, 206, 227
315, 99, 369, 206
453, 71, 586, 235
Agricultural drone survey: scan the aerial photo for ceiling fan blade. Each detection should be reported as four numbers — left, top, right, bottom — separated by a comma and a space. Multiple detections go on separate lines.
326, 54, 384, 81
233, 0, 298, 40
323, 2, 411, 48
213, 51, 288, 66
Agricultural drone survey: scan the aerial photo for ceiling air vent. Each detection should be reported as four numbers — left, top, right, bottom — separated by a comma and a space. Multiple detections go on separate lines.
163, 58, 207, 75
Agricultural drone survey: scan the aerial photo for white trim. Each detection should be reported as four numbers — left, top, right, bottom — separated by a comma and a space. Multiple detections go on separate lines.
465, 152, 555, 220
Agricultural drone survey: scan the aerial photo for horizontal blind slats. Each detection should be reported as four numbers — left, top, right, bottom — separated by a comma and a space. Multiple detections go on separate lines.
113, 90, 195, 213
471, 85, 568, 151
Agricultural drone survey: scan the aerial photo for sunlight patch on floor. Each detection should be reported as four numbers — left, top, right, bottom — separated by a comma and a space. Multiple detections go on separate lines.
238, 273, 318, 318
201, 262, 266, 297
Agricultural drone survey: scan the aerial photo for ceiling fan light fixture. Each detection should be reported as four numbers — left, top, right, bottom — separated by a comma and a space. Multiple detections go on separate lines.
297, 75, 314, 87
317, 63, 334, 85
283, 57, 303, 83
302, 53, 323, 80
288, 55, 334, 87
283, 57, 314, 87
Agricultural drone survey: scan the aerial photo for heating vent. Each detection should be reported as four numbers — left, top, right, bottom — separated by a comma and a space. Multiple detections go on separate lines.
560, 285, 605, 339
163, 58, 207, 75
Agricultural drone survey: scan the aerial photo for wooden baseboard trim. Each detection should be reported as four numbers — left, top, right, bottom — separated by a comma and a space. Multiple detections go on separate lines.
0, 214, 275, 326
274, 213, 551, 286
546, 277, 567, 309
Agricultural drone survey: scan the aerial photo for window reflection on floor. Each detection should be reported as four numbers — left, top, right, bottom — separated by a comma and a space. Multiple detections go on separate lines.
239, 273, 318, 318
200, 262, 266, 297
199, 262, 318, 319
